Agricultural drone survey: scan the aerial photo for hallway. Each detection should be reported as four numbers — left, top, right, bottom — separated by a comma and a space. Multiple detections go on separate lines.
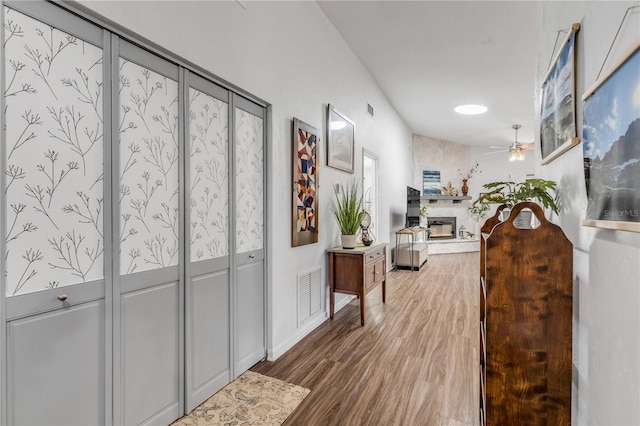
253, 252, 479, 425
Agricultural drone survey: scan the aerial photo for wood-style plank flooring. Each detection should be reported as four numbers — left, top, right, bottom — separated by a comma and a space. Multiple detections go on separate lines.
252, 252, 479, 425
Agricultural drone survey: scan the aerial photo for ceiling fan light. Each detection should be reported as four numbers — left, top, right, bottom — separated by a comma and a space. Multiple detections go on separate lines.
454, 104, 488, 115
506, 124, 525, 161
508, 147, 524, 161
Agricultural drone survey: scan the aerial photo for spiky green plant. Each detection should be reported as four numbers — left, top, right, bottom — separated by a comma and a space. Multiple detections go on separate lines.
475, 178, 559, 214
331, 180, 365, 235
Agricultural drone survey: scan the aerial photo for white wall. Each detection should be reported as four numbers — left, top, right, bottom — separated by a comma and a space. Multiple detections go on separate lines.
534, 2, 640, 424
76, 0, 413, 360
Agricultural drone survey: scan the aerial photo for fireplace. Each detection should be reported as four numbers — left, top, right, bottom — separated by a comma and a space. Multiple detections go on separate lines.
427, 216, 456, 240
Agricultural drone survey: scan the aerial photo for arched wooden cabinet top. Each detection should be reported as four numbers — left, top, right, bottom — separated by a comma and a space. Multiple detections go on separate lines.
479, 201, 573, 426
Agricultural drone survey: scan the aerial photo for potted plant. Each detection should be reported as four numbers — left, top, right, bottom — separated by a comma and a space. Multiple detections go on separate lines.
468, 200, 490, 222
331, 180, 365, 249
474, 178, 559, 226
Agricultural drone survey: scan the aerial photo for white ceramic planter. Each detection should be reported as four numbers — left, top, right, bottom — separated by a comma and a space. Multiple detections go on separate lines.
341, 234, 357, 249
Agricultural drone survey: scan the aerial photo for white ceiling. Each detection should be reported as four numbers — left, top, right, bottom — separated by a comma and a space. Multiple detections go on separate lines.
317, 1, 537, 148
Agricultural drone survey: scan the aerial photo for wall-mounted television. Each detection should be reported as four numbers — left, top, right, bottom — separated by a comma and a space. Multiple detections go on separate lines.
406, 186, 421, 228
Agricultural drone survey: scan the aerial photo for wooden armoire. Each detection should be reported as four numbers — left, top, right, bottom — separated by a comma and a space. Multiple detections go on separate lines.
479, 202, 573, 425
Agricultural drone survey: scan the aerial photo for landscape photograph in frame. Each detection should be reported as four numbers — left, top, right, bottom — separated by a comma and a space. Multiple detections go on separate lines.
582, 43, 640, 232
540, 24, 580, 165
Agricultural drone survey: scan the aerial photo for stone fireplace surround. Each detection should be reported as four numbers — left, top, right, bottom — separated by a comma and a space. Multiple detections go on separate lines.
420, 204, 480, 254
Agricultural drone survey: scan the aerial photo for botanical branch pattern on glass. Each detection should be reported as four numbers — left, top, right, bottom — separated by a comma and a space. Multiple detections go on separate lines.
235, 109, 264, 254
189, 88, 229, 262
119, 59, 179, 274
3, 7, 104, 296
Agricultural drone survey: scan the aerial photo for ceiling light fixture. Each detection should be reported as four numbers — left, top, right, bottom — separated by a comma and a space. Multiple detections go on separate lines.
454, 104, 488, 115
509, 145, 525, 162
508, 124, 525, 162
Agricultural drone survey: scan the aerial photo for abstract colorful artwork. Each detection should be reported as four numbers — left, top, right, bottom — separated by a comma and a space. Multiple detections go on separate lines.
582, 43, 640, 233
292, 118, 319, 246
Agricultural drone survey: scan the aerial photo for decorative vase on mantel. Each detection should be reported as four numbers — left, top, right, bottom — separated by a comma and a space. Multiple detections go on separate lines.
461, 179, 469, 196
341, 234, 357, 249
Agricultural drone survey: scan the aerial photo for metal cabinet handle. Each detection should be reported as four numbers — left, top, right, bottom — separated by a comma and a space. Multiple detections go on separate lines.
57, 294, 68, 301
249, 254, 255, 259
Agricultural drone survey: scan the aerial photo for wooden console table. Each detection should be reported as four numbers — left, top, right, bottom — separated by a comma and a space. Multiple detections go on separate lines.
327, 243, 387, 325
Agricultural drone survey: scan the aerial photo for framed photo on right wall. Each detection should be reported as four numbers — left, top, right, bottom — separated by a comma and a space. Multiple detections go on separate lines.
582, 41, 640, 233
540, 23, 581, 165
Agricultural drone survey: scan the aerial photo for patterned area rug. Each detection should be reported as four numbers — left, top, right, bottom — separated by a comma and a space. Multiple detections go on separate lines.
171, 371, 310, 425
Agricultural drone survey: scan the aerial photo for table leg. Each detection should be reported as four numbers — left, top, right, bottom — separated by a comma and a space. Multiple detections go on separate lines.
360, 290, 365, 326
329, 253, 335, 320
382, 278, 386, 303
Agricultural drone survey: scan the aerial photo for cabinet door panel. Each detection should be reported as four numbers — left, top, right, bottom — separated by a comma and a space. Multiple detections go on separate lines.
7, 301, 104, 425
235, 260, 265, 373
121, 282, 180, 425
189, 270, 230, 408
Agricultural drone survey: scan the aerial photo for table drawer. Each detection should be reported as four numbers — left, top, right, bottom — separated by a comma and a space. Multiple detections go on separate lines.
364, 249, 385, 266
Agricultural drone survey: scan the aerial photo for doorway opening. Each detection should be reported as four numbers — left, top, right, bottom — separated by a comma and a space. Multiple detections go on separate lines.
362, 150, 379, 242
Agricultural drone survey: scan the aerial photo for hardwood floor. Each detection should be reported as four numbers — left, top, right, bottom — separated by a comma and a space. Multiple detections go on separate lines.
251, 252, 479, 425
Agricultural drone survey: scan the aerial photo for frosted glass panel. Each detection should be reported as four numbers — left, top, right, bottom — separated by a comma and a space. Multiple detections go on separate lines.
119, 59, 179, 274
189, 88, 229, 261
235, 108, 264, 254
3, 7, 104, 296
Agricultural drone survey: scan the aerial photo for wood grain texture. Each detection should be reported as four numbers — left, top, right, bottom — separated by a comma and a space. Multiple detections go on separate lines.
328, 245, 387, 325
252, 252, 479, 425
482, 202, 572, 425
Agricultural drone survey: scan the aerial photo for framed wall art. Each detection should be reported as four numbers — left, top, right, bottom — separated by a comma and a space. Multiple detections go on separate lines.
540, 23, 581, 165
422, 170, 441, 195
582, 41, 640, 233
292, 118, 320, 246
327, 104, 355, 173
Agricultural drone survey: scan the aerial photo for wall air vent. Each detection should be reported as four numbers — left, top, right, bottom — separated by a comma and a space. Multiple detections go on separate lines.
297, 267, 322, 327
367, 103, 374, 118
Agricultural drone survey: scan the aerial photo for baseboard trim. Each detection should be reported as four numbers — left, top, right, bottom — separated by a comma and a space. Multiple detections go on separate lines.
268, 295, 355, 361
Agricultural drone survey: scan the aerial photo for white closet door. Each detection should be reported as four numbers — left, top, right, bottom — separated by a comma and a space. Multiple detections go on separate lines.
184, 72, 231, 411
113, 39, 182, 426
2, 2, 108, 424
233, 96, 266, 375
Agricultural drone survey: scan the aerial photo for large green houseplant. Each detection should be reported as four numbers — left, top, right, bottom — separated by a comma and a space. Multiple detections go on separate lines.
472, 178, 559, 225
331, 180, 365, 249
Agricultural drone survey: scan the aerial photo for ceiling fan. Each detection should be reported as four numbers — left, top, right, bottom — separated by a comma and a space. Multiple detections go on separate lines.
485, 124, 534, 161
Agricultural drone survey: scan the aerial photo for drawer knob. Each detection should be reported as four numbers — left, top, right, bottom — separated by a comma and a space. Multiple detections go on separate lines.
57, 294, 68, 302
249, 254, 255, 259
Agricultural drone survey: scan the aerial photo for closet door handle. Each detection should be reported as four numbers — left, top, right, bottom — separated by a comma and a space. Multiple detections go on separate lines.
57, 294, 68, 302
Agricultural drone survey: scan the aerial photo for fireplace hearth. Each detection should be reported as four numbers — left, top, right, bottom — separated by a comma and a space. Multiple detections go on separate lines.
427, 217, 456, 240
